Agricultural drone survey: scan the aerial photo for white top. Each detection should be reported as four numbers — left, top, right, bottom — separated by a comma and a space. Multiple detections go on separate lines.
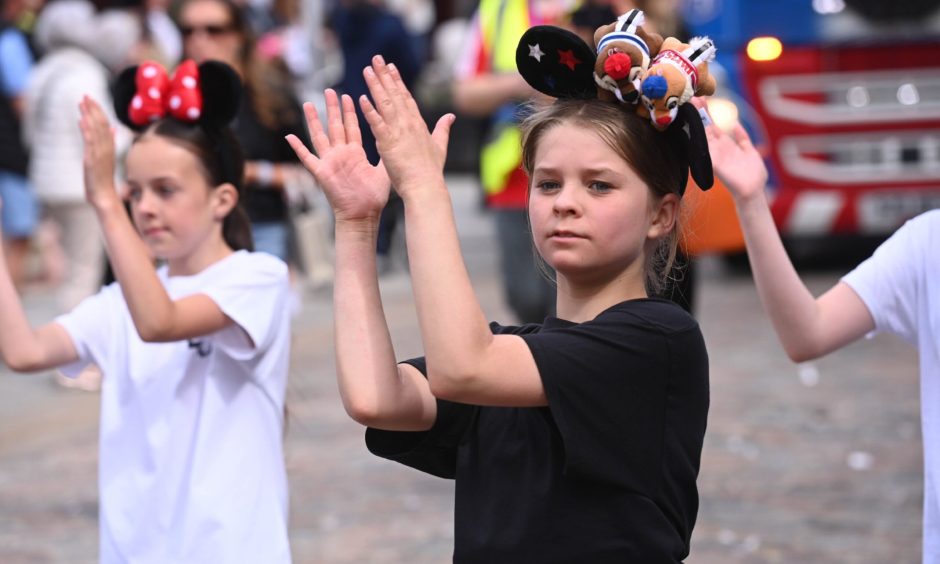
57, 251, 292, 563
842, 209, 940, 564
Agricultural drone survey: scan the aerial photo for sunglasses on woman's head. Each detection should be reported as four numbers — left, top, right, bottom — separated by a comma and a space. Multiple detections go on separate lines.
181, 23, 235, 38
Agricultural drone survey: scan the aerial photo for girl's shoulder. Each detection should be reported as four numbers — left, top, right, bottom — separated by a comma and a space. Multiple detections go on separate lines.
214, 250, 290, 283
594, 298, 699, 336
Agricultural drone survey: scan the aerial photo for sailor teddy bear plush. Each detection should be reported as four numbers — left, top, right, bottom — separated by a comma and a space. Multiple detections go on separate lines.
638, 36, 717, 130
592, 9, 663, 105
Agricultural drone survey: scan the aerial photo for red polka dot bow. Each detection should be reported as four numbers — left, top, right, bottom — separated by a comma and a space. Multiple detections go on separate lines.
127, 60, 203, 126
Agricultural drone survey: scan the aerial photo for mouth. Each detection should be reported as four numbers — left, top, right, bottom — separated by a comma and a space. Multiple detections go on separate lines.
549, 230, 587, 240
142, 227, 168, 238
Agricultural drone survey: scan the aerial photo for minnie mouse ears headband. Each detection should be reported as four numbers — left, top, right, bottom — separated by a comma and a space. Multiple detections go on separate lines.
515, 25, 714, 194
112, 59, 242, 131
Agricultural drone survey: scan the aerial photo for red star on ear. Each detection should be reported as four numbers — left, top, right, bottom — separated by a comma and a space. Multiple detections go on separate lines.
557, 49, 580, 71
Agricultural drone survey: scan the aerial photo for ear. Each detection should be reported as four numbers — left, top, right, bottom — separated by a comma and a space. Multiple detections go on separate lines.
648, 192, 679, 240
516, 25, 597, 100
211, 182, 239, 220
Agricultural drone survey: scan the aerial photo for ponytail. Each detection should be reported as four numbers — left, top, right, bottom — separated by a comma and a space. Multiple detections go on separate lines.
223, 203, 254, 252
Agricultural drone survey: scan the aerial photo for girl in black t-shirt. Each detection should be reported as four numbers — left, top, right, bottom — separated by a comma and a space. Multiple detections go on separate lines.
288, 32, 712, 561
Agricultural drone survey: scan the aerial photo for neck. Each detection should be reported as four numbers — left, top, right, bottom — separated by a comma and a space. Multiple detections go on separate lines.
166, 235, 234, 277
554, 263, 648, 323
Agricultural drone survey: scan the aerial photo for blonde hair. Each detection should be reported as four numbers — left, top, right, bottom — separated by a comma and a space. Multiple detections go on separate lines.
520, 99, 685, 295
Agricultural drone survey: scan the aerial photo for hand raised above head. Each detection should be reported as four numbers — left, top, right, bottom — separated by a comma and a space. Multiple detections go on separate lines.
696, 102, 769, 205
358, 55, 455, 199
78, 96, 120, 210
286, 89, 391, 224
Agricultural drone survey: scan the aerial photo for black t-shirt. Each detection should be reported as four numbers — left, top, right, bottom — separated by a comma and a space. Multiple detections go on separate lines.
366, 298, 710, 563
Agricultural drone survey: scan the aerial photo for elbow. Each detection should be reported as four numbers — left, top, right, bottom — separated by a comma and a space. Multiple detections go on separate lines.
4, 351, 42, 373
134, 318, 174, 343
426, 365, 475, 402
343, 397, 384, 428
783, 342, 823, 364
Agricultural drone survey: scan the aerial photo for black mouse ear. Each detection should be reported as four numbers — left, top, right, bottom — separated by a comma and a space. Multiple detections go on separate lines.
516, 25, 597, 100
112, 64, 144, 131
197, 61, 242, 128
666, 103, 713, 194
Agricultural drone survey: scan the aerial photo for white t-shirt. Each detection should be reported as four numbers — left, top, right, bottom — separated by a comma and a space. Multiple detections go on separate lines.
57, 251, 292, 564
842, 209, 940, 564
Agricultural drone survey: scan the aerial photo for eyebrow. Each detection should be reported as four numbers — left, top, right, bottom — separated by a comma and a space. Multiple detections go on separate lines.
532, 166, 621, 177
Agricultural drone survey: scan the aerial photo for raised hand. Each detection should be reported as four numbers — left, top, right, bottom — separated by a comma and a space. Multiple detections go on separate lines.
358, 55, 455, 199
287, 89, 391, 223
78, 96, 120, 209
702, 115, 769, 204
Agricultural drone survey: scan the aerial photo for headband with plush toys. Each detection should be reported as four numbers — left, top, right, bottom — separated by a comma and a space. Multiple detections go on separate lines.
515, 10, 715, 194
111, 59, 244, 186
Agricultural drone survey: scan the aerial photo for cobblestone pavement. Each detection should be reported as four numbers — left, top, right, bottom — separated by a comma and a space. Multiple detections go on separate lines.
0, 175, 922, 563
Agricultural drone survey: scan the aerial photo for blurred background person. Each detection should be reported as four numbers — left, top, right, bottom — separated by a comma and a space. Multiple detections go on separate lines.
178, 0, 309, 284
452, 0, 579, 324
23, 0, 138, 311
330, 0, 420, 272
0, 0, 40, 289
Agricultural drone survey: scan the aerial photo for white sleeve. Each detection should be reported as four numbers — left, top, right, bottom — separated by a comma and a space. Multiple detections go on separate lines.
842, 216, 924, 344
55, 284, 120, 377
200, 254, 290, 361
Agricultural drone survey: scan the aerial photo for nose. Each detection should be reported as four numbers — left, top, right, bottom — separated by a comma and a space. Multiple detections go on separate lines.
134, 189, 159, 216
552, 183, 581, 216
656, 114, 673, 127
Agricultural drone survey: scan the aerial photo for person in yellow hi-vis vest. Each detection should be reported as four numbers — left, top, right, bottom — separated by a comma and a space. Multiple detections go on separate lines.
453, 0, 578, 323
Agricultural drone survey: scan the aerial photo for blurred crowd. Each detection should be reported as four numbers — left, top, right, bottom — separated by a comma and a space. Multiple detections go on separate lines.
0, 0, 688, 358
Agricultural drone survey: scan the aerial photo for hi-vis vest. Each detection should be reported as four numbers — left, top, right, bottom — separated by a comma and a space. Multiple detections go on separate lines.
478, 0, 531, 196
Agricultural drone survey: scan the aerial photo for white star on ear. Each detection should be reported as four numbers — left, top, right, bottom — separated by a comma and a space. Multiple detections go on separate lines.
529, 43, 545, 62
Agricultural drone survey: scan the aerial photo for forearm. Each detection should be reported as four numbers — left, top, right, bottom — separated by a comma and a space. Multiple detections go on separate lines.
94, 199, 179, 341
333, 219, 433, 429
401, 187, 493, 389
452, 74, 528, 116
735, 192, 829, 360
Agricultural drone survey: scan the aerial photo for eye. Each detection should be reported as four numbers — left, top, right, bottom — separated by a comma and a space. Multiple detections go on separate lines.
535, 180, 560, 192
589, 181, 612, 193
128, 186, 142, 202
629, 67, 641, 82
607, 48, 620, 57
666, 97, 679, 110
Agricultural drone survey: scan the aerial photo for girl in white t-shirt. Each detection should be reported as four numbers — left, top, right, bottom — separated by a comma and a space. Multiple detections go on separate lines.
703, 105, 940, 564
0, 60, 292, 563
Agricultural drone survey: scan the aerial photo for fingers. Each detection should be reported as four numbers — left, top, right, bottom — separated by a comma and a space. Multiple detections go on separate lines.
358, 94, 388, 140
324, 88, 347, 146
731, 122, 755, 150
341, 94, 362, 146
430, 113, 455, 156
303, 101, 331, 157
362, 65, 395, 127
285, 133, 320, 175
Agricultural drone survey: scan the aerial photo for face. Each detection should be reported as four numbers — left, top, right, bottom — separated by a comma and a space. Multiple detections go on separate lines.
178, 0, 242, 67
125, 135, 231, 264
528, 122, 673, 285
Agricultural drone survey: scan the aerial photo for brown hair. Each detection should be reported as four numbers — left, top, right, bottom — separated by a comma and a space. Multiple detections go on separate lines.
138, 119, 254, 252
520, 99, 685, 295
178, 0, 299, 131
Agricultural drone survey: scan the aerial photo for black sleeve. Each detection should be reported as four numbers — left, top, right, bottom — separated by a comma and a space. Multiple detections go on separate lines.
519, 308, 706, 491
365, 357, 478, 479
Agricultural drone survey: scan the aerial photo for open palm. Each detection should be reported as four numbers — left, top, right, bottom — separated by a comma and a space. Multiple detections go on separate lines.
704, 120, 769, 203
287, 90, 391, 223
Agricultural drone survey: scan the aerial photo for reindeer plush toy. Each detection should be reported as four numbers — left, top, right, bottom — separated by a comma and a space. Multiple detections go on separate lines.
639, 36, 717, 130
592, 9, 663, 105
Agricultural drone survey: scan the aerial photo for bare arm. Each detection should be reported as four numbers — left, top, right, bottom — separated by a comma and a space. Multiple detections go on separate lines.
707, 118, 875, 361
286, 90, 436, 430
0, 200, 79, 372
79, 96, 233, 343
452, 72, 535, 116
361, 57, 547, 407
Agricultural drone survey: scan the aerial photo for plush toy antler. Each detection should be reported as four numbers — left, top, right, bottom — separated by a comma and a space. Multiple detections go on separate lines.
639, 36, 717, 130
592, 9, 663, 104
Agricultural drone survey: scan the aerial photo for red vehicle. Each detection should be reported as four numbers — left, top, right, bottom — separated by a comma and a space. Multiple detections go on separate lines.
685, 0, 940, 240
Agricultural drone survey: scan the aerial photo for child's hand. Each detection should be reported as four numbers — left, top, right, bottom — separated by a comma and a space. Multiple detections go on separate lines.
699, 105, 769, 204
78, 96, 120, 209
286, 89, 390, 224
359, 55, 455, 199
